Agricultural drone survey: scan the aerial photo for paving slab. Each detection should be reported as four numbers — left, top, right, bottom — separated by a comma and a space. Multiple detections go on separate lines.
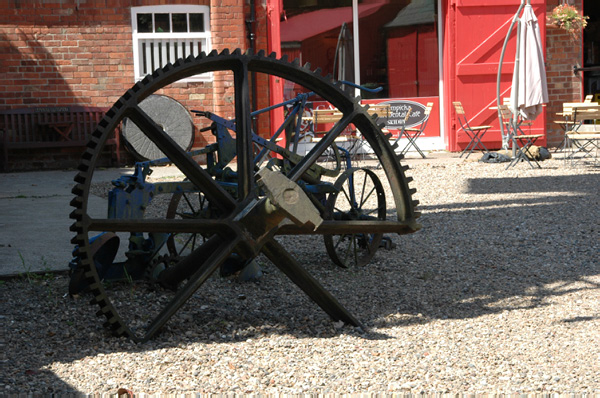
0, 168, 129, 277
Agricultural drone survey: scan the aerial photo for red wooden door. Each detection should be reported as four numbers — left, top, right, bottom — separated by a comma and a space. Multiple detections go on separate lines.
417, 25, 439, 97
387, 28, 418, 97
444, 0, 547, 151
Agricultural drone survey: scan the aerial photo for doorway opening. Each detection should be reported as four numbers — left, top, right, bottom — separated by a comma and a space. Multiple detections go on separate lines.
583, 0, 600, 99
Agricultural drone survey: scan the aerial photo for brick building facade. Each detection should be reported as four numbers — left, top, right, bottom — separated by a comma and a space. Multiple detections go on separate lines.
0, 0, 589, 170
0, 0, 273, 170
545, 0, 585, 147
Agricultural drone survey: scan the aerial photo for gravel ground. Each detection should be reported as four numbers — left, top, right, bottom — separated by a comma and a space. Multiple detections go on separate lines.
1, 155, 599, 395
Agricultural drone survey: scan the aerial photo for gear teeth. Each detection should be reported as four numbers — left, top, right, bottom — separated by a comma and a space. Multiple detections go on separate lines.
220, 49, 230, 56
383, 132, 392, 139
354, 95, 362, 102
71, 235, 84, 246
77, 161, 90, 173
69, 208, 83, 220
98, 113, 115, 129
199, 51, 207, 58
323, 73, 333, 81
152, 66, 165, 77
268, 51, 277, 58
140, 74, 152, 85
72, 184, 84, 196
232, 48, 242, 55
245, 48, 254, 56
92, 295, 108, 308
280, 54, 288, 62
390, 142, 399, 150
313, 67, 322, 75
122, 90, 132, 101
412, 199, 420, 207
303, 62, 311, 70
132, 81, 144, 92
291, 58, 300, 66
257, 49, 266, 57
74, 172, 86, 184
208, 49, 218, 57
409, 188, 417, 195
414, 211, 422, 218
69, 221, 81, 232
81, 150, 93, 162
114, 326, 129, 338
406, 176, 414, 183
86, 139, 98, 150
377, 122, 386, 129
401, 164, 410, 172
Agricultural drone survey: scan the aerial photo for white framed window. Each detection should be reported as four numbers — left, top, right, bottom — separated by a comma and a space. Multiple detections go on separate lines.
131, 5, 212, 82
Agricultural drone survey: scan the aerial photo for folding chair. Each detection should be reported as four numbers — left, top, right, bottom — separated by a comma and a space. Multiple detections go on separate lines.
565, 104, 600, 165
453, 101, 490, 158
498, 104, 543, 168
397, 102, 433, 158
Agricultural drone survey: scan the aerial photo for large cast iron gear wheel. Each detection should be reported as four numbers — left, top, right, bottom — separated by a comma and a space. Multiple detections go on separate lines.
70, 49, 420, 342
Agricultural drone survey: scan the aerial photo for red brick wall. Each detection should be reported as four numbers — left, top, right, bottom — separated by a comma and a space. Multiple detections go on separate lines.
0, 0, 272, 170
545, 0, 584, 147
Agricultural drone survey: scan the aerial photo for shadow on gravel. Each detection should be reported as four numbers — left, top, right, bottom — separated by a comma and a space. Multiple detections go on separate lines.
372, 172, 600, 328
2, 172, 599, 393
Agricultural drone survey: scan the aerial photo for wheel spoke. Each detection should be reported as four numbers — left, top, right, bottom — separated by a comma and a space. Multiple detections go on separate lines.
233, 60, 255, 201
359, 186, 377, 209
261, 239, 360, 326
182, 193, 196, 214
144, 234, 241, 341
288, 110, 359, 181
87, 217, 232, 235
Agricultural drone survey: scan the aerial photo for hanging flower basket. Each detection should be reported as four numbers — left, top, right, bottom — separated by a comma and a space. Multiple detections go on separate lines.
549, 4, 589, 35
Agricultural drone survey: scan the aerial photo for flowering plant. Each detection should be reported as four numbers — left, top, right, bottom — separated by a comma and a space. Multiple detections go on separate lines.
549, 4, 589, 35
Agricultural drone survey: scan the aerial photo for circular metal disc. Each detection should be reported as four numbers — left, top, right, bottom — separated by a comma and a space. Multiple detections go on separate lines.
123, 94, 194, 160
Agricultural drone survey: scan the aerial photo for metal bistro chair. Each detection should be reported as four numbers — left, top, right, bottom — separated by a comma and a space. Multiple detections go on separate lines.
453, 101, 490, 158
565, 104, 600, 165
398, 102, 434, 158
498, 104, 543, 168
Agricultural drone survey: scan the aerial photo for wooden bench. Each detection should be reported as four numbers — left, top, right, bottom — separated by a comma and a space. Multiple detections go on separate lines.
0, 105, 120, 170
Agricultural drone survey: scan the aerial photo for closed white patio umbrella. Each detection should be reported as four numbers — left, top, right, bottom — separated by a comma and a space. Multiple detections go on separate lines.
510, 3, 548, 121
497, 0, 549, 149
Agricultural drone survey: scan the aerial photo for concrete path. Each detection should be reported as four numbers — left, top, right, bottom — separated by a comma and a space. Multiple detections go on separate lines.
0, 168, 130, 277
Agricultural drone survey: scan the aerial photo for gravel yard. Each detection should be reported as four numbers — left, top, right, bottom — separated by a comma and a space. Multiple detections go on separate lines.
1, 156, 599, 395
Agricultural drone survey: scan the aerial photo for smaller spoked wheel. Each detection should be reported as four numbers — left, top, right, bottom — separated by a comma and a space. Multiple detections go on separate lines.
323, 167, 386, 268
165, 190, 212, 257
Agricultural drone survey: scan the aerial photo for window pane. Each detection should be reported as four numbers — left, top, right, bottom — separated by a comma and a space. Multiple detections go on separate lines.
172, 13, 188, 32
189, 13, 204, 32
155, 13, 170, 33
137, 13, 153, 33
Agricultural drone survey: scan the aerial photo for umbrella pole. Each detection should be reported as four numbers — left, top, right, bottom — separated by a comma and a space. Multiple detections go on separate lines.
496, 0, 528, 150
511, 15, 523, 158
